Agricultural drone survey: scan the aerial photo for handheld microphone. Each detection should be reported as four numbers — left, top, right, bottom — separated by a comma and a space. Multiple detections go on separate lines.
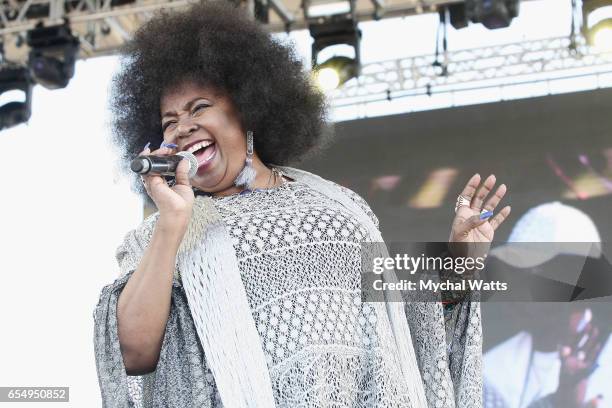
130, 151, 198, 178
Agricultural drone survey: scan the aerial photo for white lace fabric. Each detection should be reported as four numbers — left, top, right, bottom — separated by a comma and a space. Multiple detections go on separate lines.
211, 180, 414, 406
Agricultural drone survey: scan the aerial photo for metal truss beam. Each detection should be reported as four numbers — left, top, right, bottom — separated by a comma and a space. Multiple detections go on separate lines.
329, 35, 612, 108
0, 0, 458, 62
2, 0, 594, 110
0, 0, 192, 35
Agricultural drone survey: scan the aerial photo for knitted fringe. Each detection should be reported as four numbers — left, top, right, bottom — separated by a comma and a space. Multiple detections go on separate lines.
178, 196, 276, 408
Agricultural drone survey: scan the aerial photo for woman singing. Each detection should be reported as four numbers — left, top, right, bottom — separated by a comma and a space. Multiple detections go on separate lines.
93, 2, 511, 407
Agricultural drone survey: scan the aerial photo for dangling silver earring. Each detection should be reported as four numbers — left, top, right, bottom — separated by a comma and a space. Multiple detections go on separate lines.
234, 130, 257, 189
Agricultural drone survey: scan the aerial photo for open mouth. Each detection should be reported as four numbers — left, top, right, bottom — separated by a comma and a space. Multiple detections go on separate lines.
185, 140, 217, 167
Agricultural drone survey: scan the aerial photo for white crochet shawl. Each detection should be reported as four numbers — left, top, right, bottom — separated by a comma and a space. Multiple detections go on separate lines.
117, 166, 482, 408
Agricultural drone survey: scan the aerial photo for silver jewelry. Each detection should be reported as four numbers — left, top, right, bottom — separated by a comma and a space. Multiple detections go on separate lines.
234, 130, 257, 189
454, 195, 471, 213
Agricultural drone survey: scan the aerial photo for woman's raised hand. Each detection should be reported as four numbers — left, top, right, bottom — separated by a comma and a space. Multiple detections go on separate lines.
448, 174, 511, 253
139, 143, 195, 227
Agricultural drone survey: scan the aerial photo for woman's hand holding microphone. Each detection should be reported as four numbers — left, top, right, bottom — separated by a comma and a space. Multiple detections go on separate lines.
117, 141, 196, 375
139, 142, 195, 232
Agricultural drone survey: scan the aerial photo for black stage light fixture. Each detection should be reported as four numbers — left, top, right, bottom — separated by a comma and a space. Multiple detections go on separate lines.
254, 0, 270, 23
449, 3, 468, 29
309, 10, 361, 91
26, 22, 80, 90
0, 65, 33, 130
582, 0, 612, 49
451, 0, 520, 30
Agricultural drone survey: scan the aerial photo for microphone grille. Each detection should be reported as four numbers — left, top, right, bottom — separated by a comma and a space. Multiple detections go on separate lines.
176, 151, 199, 178
130, 157, 145, 174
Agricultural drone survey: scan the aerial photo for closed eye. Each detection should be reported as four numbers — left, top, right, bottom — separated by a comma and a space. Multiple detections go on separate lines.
192, 103, 210, 114
161, 120, 176, 132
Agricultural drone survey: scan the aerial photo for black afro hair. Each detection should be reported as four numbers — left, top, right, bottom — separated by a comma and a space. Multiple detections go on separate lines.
108, 0, 329, 194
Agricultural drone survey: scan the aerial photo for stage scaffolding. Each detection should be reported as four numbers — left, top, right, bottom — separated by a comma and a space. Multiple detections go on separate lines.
1, 0, 610, 111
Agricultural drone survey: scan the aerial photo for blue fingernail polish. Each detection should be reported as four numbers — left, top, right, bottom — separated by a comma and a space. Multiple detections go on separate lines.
165, 143, 178, 148
480, 211, 493, 220
143, 141, 151, 150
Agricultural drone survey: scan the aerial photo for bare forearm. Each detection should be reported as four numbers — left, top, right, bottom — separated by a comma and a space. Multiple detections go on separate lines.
117, 218, 187, 373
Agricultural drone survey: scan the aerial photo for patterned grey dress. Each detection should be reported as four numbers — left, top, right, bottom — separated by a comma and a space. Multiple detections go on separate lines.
93, 178, 483, 407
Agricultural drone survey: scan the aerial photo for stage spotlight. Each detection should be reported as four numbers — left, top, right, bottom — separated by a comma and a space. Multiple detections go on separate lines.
450, 0, 520, 30
314, 66, 340, 91
0, 65, 33, 130
308, 4, 361, 91
313, 56, 358, 91
583, 0, 612, 49
591, 21, 612, 50
252, 0, 270, 24
26, 22, 79, 90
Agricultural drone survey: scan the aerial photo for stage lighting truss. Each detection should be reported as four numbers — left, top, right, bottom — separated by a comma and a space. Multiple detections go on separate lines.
0, 64, 33, 130
1, 0, 610, 108
0, 0, 563, 65
328, 35, 612, 108
0, 0, 455, 64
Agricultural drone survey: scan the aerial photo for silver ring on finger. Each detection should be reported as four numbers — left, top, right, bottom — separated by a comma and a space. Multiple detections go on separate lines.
454, 195, 471, 213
